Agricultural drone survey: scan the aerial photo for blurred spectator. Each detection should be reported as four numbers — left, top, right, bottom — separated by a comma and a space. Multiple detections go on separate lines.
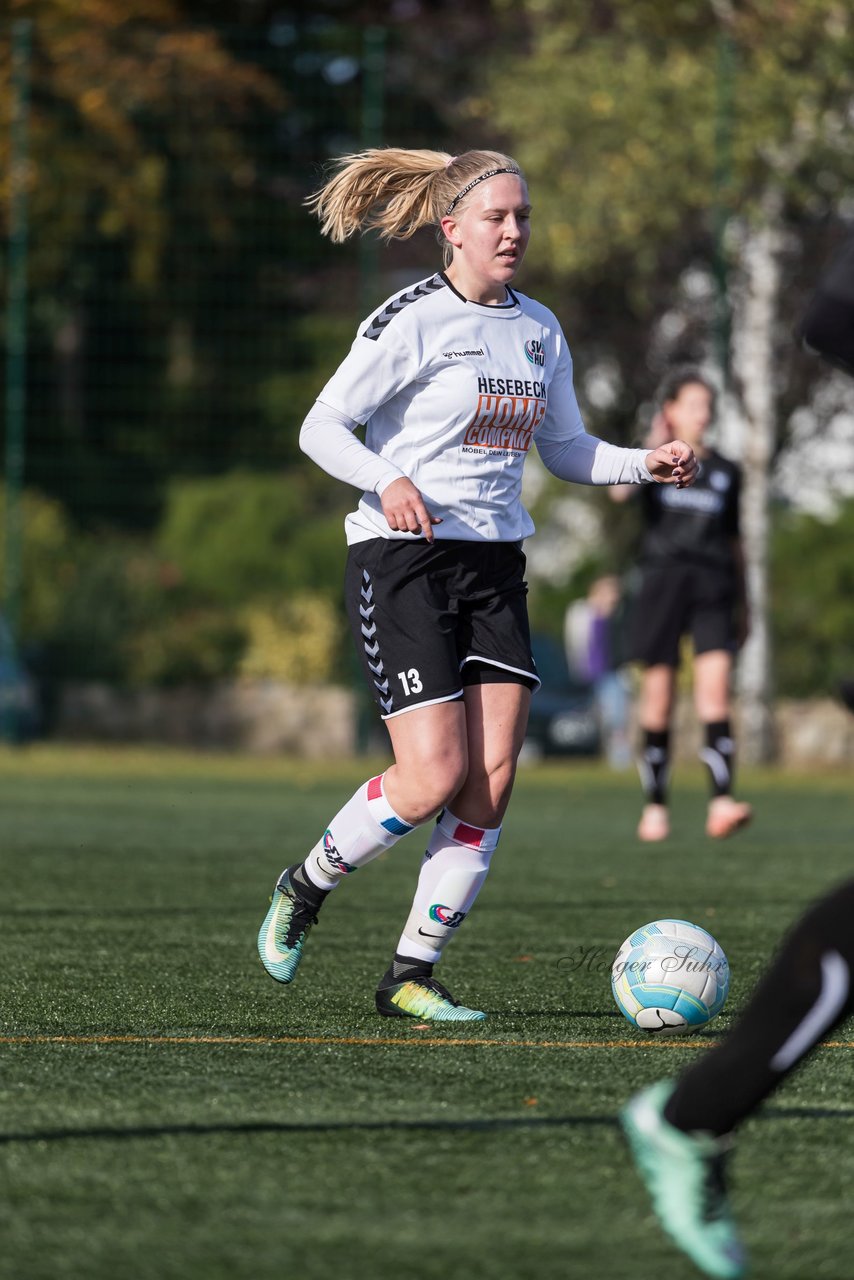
0, 611, 41, 743
564, 574, 632, 768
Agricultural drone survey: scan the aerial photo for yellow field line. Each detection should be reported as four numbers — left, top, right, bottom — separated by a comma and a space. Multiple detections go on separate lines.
2, 1032, 853, 1050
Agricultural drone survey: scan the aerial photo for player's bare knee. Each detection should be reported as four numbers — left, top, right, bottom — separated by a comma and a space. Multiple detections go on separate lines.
394, 752, 468, 823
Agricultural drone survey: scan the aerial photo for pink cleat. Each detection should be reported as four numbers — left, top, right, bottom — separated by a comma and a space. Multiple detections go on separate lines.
706, 796, 753, 839
637, 804, 670, 842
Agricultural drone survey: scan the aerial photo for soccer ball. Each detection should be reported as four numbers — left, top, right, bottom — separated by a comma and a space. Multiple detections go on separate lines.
611, 918, 729, 1035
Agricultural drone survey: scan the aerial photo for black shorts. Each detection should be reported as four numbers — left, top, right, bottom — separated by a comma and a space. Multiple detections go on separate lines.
345, 538, 540, 719
628, 562, 738, 668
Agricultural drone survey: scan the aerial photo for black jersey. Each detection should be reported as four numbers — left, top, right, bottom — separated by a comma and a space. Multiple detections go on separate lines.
638, 449, 741, 572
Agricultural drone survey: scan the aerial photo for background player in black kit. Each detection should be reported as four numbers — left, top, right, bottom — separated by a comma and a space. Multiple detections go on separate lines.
615, 368, 752, 843
620, 236, 854, 1279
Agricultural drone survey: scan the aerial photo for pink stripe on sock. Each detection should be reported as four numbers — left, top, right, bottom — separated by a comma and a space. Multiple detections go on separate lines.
367, 775, 384, 801
453, 821, 485, 848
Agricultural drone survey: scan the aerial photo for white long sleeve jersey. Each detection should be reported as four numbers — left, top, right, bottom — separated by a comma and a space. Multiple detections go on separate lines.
303, 271, 652, 544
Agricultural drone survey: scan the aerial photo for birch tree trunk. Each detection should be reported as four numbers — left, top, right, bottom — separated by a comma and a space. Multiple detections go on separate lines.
728, 187, 785, 763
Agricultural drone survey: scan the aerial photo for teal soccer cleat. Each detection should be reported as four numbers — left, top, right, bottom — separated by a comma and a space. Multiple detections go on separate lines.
620, 1080, 747, 1279
375, 974, 486, 1022
257, 868, 318, 984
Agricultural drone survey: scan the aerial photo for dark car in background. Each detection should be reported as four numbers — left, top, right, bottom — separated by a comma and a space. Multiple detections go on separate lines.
521, 633, 601, 760
0, 614, 40, 742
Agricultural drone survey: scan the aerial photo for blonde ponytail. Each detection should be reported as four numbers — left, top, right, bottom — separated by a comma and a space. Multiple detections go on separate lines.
306, 147, 523, 261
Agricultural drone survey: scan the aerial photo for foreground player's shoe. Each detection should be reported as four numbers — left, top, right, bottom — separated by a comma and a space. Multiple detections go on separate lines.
257, 867, 318, 984
621, 1080, 746, 1279
706, 796, 752, 840
637, 803, 670, 842
376, 974, 486, 1022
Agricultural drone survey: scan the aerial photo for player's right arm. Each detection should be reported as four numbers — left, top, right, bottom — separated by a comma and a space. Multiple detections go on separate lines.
299, 400, 404, 495
299, 306, 440, 539
299, 403, 440, 542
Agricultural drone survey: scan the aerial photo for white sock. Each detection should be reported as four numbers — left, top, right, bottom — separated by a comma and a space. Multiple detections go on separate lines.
302, 774, 416, 890
397, 809, 501, 963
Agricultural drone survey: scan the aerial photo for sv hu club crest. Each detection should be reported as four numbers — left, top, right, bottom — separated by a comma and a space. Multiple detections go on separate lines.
524, 338, 545, 367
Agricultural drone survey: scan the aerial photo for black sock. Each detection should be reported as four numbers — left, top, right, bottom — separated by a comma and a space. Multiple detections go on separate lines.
700, 720, 735, 797
639, 730, 670, 805
289, 862, 330, 912
665, 878, 854, 1136
379, 953, 434, 988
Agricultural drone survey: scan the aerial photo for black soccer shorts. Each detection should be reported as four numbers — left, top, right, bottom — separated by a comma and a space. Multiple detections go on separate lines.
628, 561, 738, 668
344, 538, 540, 719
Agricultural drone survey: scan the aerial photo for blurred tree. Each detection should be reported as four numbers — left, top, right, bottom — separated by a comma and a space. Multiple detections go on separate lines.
772, 499, 854, 698
0, 2, 498, 532
477, 0, 854, 760
156, 469, 347, 606
0, 481, 76, 641
0, 0, 292, 526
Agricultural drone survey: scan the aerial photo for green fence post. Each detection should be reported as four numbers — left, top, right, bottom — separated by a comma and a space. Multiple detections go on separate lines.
358, 25, 386, 320
712, 24, 734, 388
2, 18, 32, 744
353, 25, 386, 753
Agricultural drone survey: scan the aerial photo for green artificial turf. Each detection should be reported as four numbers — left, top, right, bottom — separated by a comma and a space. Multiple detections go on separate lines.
1, 746, 852, 1280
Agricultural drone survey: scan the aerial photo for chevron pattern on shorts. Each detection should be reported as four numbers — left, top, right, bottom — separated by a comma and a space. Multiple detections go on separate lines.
360, 569, 393, 714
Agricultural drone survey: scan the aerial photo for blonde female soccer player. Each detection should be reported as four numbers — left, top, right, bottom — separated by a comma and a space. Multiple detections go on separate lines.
257, 147, 696, 1021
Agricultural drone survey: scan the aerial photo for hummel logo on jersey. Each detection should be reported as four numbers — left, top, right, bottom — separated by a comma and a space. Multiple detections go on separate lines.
442, 347, 484, 359
525, 338, 545, 367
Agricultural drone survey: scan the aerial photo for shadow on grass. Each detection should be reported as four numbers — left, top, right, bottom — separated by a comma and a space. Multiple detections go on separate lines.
494, 1009, 623, 1019
2, 1106, 852, 1147
0, 1114, 618, 1146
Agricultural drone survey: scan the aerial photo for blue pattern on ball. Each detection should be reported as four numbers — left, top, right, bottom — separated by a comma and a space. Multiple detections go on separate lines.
611, 918, 730, 1033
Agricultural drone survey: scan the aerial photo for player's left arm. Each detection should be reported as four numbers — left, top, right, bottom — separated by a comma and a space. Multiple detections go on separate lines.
535, 336, 697, 488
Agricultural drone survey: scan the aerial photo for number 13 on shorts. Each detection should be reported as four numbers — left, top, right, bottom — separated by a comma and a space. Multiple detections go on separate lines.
398, 669, 423, 696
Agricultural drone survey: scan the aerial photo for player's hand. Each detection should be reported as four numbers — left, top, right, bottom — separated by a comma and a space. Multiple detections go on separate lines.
645, 439, 697, 488
380, 477, 443, 542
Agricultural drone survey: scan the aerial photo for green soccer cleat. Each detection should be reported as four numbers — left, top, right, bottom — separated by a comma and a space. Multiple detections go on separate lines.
620, 1080, 747, 1279
257, 868, 318, 984
375, 975, 486, 1022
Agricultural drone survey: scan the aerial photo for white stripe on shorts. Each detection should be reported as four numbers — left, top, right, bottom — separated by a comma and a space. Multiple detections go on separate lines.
769, 949, 850, 1073
381, 689, 465, 721
460, 654, 542, 692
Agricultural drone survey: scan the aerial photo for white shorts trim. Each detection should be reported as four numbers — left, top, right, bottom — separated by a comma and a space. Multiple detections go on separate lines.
460, 654, 541, 693
381, 689, 465, 721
